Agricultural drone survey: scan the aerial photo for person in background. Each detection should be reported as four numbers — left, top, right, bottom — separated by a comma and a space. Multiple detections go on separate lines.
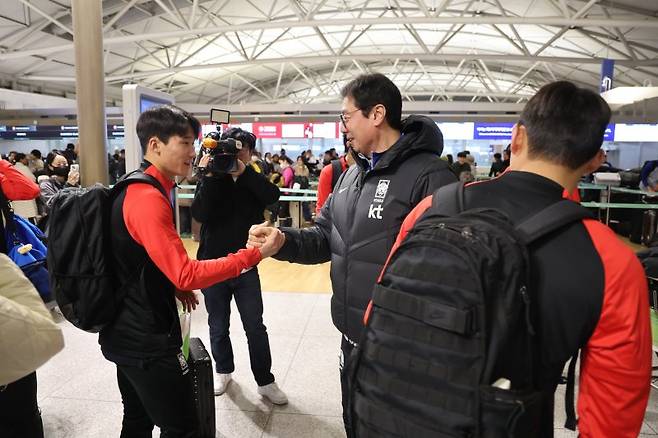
117, 149, 127, 177
10, 154, 38, 222
191, 126, 285, 403
279, 156, 294, 189
62, 143, 77, 164
445, 153, 454, 165
315, 136, 354, 215
28, 150, 45, 176
501, 145, 511, 172
294, 155, 312, 223
39, 151, 80, 212
6, 151, 17, 165
489, 152, 505, 177
450, 151, 471, 178
262, 152, 273, 176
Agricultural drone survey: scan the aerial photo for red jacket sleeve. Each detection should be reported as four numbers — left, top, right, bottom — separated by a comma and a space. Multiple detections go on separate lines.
316, 164, 333, 215
123, 184, 262, 290
577, 220, 652, 438
0, 160, 40, 201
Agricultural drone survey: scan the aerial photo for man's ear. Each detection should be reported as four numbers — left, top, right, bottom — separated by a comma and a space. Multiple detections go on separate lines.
510, 123, 527, 156
372, 104, 387, 127
146, 136, 161, 155
581, 149, 605, 175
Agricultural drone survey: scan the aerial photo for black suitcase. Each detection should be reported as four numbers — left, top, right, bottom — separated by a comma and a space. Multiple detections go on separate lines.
642, 210, 658, 247
188, 337, 215, 438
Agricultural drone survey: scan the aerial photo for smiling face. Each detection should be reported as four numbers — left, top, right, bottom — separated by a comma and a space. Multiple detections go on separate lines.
340, 96, 376, 157
145, 127, 197, 179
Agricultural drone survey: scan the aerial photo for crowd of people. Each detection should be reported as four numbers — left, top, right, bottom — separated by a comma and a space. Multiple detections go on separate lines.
0, 74, 654, 438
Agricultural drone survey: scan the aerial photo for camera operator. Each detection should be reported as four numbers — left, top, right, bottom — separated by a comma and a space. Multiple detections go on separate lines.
191, 127, 288, 404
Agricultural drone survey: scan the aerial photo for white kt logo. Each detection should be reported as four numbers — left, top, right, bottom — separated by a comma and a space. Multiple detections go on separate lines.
368, 204, 383, 220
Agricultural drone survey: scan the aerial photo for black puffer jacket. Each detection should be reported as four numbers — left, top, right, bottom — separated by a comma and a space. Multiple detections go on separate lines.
275, 115, 456, 341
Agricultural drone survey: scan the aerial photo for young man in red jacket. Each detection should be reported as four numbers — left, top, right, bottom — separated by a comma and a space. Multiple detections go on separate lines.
99, 105, 285, 438
388, 81, 651, 437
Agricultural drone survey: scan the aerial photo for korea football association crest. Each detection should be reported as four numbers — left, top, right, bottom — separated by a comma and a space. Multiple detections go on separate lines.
368, 179, 390, 220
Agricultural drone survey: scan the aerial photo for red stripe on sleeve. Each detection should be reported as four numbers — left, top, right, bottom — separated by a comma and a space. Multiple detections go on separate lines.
577, 219, 651, 438
122, 166, 262, 291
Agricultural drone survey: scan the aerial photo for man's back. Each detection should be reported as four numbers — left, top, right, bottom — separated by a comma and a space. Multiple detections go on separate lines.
396, 171, 651, 436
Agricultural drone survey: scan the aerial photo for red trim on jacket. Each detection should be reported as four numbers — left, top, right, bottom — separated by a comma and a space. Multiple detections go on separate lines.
122, 165, 262, 291
577, 219, 651, 438
0, 160, 40, 200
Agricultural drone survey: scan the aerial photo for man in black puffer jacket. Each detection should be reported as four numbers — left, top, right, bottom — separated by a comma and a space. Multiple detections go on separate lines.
248, 73, 456, 437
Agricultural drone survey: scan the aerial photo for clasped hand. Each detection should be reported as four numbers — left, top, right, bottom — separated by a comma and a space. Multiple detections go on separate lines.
248, 221, 285, 258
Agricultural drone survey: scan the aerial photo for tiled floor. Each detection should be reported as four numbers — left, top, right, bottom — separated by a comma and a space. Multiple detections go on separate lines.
37, 290, 658, 437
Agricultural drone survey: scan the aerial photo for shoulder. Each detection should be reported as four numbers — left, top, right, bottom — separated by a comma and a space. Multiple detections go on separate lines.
583, 219, 644, 279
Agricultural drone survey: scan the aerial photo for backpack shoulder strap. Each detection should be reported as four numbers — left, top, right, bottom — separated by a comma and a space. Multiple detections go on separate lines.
515, 199, 594, 245
113, 170, 169, 201
430, 181, 465, 216
331, 159, 343, 190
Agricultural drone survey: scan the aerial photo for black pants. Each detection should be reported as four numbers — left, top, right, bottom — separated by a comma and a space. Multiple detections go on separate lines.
202, 268, 275, 387
115, 355, 198, 438
340, 336, 356, 438
0, 372, 43, 438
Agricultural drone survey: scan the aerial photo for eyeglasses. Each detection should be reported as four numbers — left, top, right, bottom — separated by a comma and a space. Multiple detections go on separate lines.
339, 108, 361, 126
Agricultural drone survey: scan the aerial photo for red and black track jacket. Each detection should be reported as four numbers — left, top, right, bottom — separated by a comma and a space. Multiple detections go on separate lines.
100, 164, 261, 358
383, 171, 651, 437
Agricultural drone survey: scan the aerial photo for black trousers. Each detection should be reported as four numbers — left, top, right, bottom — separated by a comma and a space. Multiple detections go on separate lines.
115, 354, 198, 438
0, 372, 43, 438
202, 268, 274, 387
340, 336, 356, 438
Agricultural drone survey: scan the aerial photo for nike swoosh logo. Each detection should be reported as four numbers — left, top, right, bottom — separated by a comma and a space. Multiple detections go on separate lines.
338, 187, 348, 194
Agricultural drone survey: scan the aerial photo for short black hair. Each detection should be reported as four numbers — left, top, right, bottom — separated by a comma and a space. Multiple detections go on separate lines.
66, 143, 75, 150
341, 73, 402, 130
15, 153, 26, 161
493, 153, 502, 160
30, 149, 41, 158
457, 152, 467, 158
519, 81, 610, 169
221, 127, 257, 151
136, 105, 200, 154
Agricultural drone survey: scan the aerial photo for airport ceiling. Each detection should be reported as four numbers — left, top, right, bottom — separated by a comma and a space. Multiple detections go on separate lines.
0, 0, 656, 108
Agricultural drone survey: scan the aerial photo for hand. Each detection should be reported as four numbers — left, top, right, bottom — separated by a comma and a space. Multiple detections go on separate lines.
247, 221, 273, 249
198, 152, 212, 169
67, 171, 80, 186
230, 159, 246, 177
258, 227, 285, 258
175, 289, 199, 312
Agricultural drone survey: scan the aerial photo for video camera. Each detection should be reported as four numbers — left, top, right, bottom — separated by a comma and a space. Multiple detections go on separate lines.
194, 109, 242, 174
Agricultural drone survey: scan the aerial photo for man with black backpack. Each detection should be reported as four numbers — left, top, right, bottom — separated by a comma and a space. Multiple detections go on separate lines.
89, 105, 284, 438
351, 81, 651, 437
248, 73, 456, 436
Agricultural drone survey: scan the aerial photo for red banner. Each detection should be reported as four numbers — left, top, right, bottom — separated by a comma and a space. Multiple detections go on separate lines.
252, 122, 282, 138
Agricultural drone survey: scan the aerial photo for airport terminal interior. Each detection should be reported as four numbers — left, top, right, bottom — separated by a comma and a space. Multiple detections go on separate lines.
1, 0, 658, 437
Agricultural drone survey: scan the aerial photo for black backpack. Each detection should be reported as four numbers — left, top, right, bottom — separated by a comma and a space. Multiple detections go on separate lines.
48, 171, 168, 333
349, 182, 592, 438
330, 159, 343, 190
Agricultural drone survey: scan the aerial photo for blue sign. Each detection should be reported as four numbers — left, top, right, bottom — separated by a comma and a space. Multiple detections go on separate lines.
603, 124, 615, 142
473, 123, 514, 140
600, 59, 614, 93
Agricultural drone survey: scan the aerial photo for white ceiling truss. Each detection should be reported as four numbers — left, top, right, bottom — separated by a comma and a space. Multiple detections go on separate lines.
0, 0, 655, 108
